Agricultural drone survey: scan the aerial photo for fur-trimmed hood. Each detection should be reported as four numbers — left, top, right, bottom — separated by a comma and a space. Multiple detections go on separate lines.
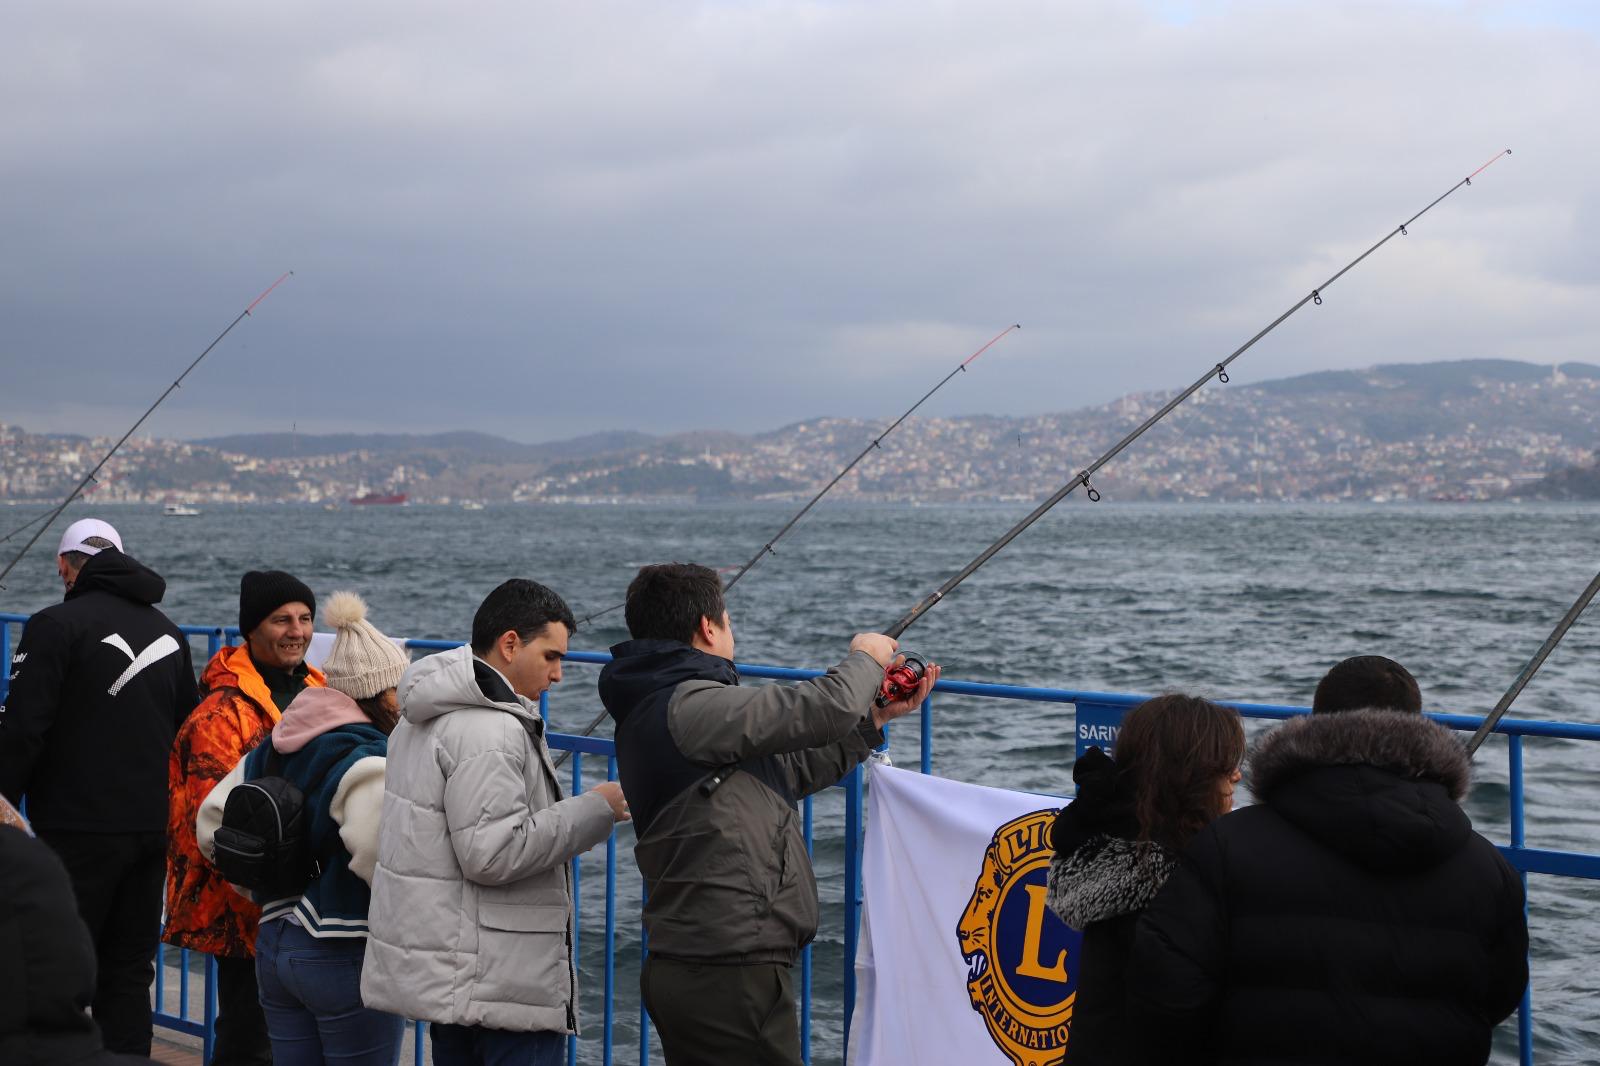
1045, 747, 1178, 931
1251, 708, 1470, 801
1248, 708, 1474, 874
1047, 836, 1177, 931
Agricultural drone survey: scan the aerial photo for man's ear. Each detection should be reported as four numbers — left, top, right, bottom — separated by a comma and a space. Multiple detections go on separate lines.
496, 629, 521, 661
693, 615, 717, 648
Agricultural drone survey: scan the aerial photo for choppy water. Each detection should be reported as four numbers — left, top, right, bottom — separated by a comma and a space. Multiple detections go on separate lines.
3, 501, 1596, 1064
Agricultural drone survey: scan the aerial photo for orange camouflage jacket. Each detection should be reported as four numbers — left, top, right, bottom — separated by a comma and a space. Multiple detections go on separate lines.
163, 644, 325, 957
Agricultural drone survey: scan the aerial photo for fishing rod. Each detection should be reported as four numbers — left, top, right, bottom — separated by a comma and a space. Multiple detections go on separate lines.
573, 323, 1022, 630
879, 149, 1513, 652
0, 272, 294, 592
0, 509, 63, 548
1464, 567, 1600, 756
551, 323, 1021, 767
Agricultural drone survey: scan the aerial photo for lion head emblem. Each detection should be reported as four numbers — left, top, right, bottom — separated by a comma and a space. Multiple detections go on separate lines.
955, 808, 1077, 1066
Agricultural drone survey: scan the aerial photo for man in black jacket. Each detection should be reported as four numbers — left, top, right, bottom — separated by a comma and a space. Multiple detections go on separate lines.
0, 519, 199, 1057
1129, 656, 1528, 1065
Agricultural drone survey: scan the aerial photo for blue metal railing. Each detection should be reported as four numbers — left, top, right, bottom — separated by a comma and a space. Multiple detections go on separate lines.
3, 613, 1594, 1066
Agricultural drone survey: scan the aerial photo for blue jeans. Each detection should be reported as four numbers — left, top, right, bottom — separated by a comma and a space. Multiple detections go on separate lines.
255, 919, 404, 1066
430, 1022, 565, 1066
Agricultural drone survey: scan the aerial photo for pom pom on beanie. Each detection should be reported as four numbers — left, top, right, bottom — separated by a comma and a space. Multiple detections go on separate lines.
320, 591, 409, 700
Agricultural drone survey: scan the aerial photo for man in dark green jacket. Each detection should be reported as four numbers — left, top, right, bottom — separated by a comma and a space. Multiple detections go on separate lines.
598, 562, 937, 1066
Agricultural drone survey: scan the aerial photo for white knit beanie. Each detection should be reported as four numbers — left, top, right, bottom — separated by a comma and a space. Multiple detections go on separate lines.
320, 591, 409, 700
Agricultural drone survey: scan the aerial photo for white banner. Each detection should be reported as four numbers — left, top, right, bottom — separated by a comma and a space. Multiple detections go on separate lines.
852, 765, 1079, 1066
304, 631, 410, 671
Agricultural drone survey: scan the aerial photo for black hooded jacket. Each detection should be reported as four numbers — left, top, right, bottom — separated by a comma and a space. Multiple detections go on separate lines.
0, 826, 154, 1064
1129, 709, 1528, 1066
0, 550, 198, 833
1045, 747, 1178, 1065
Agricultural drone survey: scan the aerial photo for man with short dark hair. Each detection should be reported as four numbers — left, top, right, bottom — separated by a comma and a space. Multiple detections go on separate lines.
0, 518, 197, 1057
363, 578, 629, 1066
598, 562, 939, 1066
1130, 654, 1529, 1065
1312, 652, 1422, 714
166, 570, 324, 1066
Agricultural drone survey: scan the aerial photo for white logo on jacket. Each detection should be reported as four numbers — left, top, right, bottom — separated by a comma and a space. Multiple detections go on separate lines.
101, 633, 181, 696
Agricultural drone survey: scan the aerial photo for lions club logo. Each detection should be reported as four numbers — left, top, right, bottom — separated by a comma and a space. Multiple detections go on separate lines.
956, 808, 1077, 1065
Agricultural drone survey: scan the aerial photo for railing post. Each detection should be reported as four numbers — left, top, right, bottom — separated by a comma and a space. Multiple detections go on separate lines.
179, 948, 190, 1023
1, 618, 12, 705
568, 724, 582, 1066
153, 941, 165, 1015
640, 880, 650, 1066
604, 754, 619, 1066
920, 690, 933, 775
1509, 734, 1532, 1066
841, 764, 864, 1051
203, 955, 218, 1064
802, 795, 814, 1064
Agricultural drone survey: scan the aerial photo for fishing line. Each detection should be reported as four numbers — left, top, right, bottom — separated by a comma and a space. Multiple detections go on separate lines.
573, 324, 1020, 630
881, 150, 1512, 639
552, 323, 1021, 767
1465, 566, 1600, 756
0, 509, 64, 548
0, 272, 295, 592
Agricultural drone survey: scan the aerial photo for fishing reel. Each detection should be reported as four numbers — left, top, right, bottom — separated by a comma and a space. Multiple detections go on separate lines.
875, 652, 930, 708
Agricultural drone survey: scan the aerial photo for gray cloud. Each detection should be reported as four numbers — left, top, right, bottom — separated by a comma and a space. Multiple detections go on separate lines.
2, 1, 1596, 443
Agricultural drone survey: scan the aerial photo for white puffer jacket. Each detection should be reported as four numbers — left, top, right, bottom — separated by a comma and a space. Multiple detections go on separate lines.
360, 644, 614, 1032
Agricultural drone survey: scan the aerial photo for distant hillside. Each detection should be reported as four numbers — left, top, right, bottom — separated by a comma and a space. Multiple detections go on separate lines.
7, 358, 1599, 505
502, 358, 1600, 504
1260, 360, 1600, 398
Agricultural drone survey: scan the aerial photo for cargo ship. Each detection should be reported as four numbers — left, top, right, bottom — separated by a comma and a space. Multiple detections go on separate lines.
347, 491, 408, 505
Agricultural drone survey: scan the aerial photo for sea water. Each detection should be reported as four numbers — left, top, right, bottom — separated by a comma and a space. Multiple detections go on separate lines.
2, 500, 1595, 1064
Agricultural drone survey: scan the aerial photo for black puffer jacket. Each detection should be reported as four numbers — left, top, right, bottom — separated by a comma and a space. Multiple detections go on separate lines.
1130, 709, 1528, 1066
0, 827, 154, 1064
0, 550, 197, 832
1046, 747, 1177, 1066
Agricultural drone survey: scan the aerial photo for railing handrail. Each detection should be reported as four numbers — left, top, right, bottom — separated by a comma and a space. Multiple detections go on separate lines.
7, 613, 1590, 743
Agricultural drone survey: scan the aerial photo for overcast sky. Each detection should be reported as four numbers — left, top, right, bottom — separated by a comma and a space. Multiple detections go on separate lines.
3, 1, 1597, 443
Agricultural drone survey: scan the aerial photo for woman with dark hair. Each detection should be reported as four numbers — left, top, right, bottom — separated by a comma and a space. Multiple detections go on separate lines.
1046, 694, 1244, 1065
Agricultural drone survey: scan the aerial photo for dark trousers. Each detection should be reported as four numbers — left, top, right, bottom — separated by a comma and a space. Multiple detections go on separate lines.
430, 1022, 565, 1066
641, 956, 801, 1066
213, 954, 273, 1065
39, 829, 165, 1056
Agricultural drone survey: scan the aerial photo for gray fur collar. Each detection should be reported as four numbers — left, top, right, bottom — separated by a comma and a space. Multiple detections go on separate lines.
1249, 708, 1470, 802
1045, 836, 1177, 932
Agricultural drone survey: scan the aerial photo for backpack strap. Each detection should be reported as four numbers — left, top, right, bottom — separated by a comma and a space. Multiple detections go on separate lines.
261, 742, 287, 778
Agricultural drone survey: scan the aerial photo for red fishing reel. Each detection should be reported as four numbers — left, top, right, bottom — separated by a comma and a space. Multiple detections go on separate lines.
875, 652, 930, 708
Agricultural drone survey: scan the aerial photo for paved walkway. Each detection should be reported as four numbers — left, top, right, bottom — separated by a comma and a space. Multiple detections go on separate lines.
150, 1036, 202, 1065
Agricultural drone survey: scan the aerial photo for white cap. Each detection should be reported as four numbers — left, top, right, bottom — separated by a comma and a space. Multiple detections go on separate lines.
57, 518, 123, 557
